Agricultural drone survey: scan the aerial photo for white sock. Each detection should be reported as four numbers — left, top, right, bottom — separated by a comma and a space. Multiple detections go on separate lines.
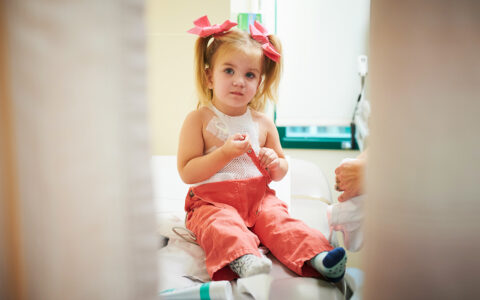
310, 247, 347, 282
229, 254, 272, 278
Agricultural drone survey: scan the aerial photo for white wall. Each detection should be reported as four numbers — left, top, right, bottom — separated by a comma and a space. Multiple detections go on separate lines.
276, 0, 371, 126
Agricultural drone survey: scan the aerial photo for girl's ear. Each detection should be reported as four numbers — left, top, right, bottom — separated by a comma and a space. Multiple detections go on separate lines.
206, 68, 213, 89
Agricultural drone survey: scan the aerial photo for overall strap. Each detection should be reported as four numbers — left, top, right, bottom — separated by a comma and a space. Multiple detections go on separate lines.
246, 147, 272, 183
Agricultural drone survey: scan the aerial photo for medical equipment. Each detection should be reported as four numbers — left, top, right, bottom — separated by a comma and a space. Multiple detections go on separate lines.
350, 55, 369, 150
160, 280, 233, 300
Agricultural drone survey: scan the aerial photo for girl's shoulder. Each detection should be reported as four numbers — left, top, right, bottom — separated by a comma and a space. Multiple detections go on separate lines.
249, 108, 266, 120
197, 105, 214, 115
184, 106, 215, 123
250, 109, 275, 128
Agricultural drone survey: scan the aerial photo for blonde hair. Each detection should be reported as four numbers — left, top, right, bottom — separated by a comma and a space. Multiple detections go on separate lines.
193, 28, 282, 112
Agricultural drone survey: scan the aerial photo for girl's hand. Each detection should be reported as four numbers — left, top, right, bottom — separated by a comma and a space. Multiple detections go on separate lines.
221, 133, 250, 160
258, 147, 280, 171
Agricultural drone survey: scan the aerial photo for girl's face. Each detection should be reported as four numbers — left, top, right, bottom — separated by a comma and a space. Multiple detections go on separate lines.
207, 49, 263, 116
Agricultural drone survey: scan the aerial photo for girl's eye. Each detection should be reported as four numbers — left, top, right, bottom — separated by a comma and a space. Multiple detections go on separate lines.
224, 68, 234, 75
246, 72, 256, 79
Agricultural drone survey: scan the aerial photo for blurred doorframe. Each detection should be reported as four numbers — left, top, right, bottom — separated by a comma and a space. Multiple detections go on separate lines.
0, 2, 26, 299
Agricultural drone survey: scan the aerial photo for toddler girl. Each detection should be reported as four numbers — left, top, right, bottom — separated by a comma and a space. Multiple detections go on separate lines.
177, 15, 346, 282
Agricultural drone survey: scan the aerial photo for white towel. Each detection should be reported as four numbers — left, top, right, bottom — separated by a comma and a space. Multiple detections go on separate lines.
327, 195, 364, 252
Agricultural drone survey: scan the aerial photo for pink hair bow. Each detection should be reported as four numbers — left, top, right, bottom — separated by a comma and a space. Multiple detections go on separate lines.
187, 15, 237, 38
249, 21, 281, 62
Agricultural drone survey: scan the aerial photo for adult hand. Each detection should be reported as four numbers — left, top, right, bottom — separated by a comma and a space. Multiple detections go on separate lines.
335, 158, 365, 202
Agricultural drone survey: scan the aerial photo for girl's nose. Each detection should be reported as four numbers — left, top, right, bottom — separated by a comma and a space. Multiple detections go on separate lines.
233, 76, 245, 87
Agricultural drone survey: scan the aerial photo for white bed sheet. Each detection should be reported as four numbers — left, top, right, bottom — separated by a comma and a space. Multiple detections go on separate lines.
153, 156, 363, 299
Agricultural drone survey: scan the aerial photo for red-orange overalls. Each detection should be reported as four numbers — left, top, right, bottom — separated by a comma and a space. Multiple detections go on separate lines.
184, 148, 333, 281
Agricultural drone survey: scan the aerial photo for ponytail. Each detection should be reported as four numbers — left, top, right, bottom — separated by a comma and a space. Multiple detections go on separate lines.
193, 36, 214, 108
252, 34, 282, 112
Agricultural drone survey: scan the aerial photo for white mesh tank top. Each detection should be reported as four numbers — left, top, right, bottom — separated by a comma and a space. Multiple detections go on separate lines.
193, 105, 263, 186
